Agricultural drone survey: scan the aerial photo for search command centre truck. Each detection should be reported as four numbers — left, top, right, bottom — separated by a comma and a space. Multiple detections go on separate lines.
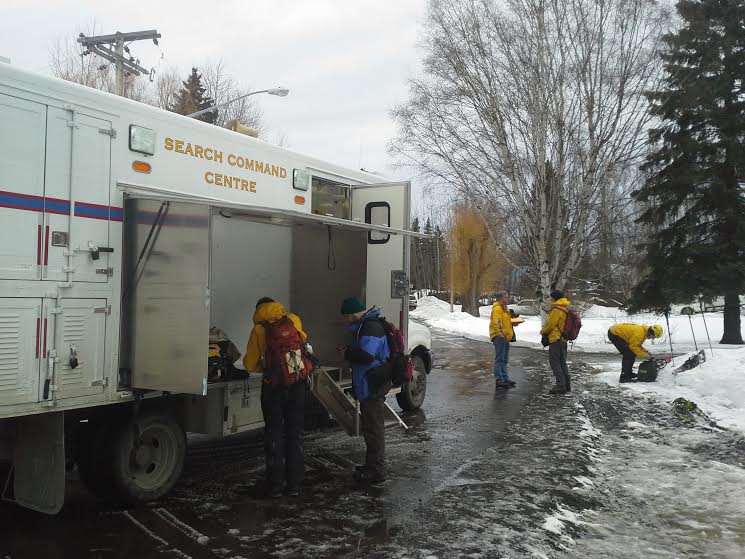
0, 62, 431, 514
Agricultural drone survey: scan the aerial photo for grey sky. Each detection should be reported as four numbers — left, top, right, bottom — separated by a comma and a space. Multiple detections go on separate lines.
1, 0, 427, 182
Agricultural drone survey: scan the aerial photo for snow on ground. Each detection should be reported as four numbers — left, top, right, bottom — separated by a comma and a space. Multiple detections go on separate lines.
412, 294, 745, 434
411, 295, 742, 354
591, 347, 745, 434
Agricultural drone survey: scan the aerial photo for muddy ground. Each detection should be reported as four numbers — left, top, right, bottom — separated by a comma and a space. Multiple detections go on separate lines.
1, 329, 743, 558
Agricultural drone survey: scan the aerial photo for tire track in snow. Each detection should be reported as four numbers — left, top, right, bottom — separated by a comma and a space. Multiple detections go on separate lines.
153, 508, 211, 545
119, 511, 192, 559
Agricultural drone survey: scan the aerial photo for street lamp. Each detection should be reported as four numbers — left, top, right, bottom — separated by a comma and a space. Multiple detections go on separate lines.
187, 87, 289, 119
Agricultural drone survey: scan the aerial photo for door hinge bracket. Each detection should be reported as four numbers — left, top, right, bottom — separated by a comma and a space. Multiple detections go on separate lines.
99, 127, 116, 138
95, 267, 114, 277
91, 378, 109, 387
94, 305, 111, 315
49, 307, 63, 315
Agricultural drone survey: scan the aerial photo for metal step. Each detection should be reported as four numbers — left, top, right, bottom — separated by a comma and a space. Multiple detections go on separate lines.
310, 368, 408, 436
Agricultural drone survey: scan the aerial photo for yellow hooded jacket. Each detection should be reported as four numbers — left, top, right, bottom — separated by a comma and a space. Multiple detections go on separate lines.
489, 301, 514, 341
608, 323, 651, 359
540, 297, 571, 344
243, 301, 307, 372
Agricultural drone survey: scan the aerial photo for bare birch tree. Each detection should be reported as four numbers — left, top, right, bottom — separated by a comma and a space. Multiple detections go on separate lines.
390, 0, 668, 302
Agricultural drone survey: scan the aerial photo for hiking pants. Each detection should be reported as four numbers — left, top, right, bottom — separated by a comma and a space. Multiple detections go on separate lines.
608, 331, 636, 379
261, 381, 306, 491
548, 339, 571, 391
359, 380, 391, 477
491, 337, 511, 381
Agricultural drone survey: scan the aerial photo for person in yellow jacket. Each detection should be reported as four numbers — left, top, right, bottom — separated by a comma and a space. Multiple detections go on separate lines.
607, 323, 663, 383
489, 291, 516, 388
244, 297, 310, 498
540, 290, 572, 394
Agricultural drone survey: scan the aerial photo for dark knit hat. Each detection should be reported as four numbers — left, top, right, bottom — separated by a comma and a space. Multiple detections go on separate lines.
255, 296, 274, 309
550, 290, 564, 301
340, 296, 366, 315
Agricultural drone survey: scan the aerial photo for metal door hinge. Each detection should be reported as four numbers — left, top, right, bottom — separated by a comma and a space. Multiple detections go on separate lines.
91, 378, 109, 387
94, 305, 111, 315
96, 267, 114, 276
49, 307, 63, 315
99, 128, 116, 138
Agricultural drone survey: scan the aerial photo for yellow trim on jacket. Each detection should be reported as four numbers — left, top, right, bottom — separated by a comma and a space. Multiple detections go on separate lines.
540, 298, 571, 344
609, 323, 651, 359
243, 301, 307, 372
489, 302, 514, 341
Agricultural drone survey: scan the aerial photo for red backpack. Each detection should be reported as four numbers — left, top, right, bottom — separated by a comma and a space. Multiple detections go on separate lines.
560, 308, 582, 341
378, 317, 413, 386
262, 317, 313, 386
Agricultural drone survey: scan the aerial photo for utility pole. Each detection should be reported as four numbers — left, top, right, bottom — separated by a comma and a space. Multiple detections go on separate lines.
78, 30, 161, 97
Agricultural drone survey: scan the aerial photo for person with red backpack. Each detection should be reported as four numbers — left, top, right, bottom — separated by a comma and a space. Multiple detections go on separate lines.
243, 297, 314, 498
540, 290, 574, 395
339, 296, 391, 485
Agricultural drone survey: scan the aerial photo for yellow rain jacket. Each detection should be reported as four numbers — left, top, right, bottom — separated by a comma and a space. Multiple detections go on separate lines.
608, 323, 651, 359
243, 301, 307, 372
489, 301, 514, 341
540, 298, 571, 344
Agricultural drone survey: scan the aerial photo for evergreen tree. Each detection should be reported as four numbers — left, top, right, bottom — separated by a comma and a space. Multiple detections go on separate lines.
630, 0, 745, 344
170, 67, 216, 124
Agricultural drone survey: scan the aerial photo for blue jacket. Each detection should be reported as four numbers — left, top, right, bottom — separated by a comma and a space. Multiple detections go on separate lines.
345, 309, 390, 401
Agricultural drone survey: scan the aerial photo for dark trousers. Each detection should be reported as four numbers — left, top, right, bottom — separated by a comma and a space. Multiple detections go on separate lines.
359, 380, 391, 477
608, 331, 636, 379
261, 381, 306, 490
548, 339, 571, 390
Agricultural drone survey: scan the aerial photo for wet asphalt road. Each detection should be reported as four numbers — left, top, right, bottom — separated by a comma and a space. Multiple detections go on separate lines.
1, 329, 743, 558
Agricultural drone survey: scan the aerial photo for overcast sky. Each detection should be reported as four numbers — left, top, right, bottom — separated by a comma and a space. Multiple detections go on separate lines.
1, 0, 428, 183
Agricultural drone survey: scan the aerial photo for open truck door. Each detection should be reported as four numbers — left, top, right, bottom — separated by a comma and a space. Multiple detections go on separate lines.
122, 199, 211, 396
350, 182, 410, 333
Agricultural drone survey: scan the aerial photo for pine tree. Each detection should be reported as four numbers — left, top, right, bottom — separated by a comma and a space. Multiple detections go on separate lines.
630, 0, 745, 344
169, 67, 217, 124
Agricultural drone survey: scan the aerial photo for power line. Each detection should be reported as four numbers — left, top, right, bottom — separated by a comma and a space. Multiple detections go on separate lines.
77, 29, 161, 96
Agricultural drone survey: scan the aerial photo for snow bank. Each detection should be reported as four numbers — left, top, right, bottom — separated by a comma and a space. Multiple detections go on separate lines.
411, 296, 743, 354
594, 347, 745, 433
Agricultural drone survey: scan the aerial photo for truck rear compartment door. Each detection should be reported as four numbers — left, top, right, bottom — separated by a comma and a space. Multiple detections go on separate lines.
0, 94, 46, 281
44, 107, 113, 283
0, 298, 42, 405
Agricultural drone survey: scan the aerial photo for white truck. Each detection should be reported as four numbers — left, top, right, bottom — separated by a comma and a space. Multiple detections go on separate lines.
0, 62, 431, 514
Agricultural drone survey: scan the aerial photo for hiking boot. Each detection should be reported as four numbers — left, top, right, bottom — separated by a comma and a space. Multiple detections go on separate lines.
507, 380, 516, 387
286, 486, 300, 497
267, 486, 282, 499
353, 468, 385, 485
619, 376, 637, 383
495, 379, 512, 388
548, 386, 567, 395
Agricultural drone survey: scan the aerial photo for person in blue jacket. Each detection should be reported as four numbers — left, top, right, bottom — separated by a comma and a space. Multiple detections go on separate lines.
339, 296, 391, 484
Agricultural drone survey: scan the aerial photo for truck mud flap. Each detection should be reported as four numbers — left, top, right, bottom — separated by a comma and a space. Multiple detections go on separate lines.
12, 412, 65, 514
310, 369, 408, 436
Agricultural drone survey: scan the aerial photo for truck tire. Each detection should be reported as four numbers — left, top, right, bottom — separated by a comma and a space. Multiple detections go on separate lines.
111, 412, 186, 504
396, 355, 427, 411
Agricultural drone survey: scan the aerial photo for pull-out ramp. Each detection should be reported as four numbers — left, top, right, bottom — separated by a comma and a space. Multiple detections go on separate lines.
311, 368, 408, 435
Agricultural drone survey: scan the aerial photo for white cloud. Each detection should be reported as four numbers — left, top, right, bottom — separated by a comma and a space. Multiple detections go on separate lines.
0, 0, 426, 178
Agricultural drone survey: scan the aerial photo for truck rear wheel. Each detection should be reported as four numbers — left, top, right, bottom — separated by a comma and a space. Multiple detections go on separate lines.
111, 412, 186, 504
396, 355, 427, 411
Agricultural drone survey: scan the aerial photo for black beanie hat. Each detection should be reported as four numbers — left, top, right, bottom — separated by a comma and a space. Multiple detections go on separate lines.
550, 290, 564, 300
